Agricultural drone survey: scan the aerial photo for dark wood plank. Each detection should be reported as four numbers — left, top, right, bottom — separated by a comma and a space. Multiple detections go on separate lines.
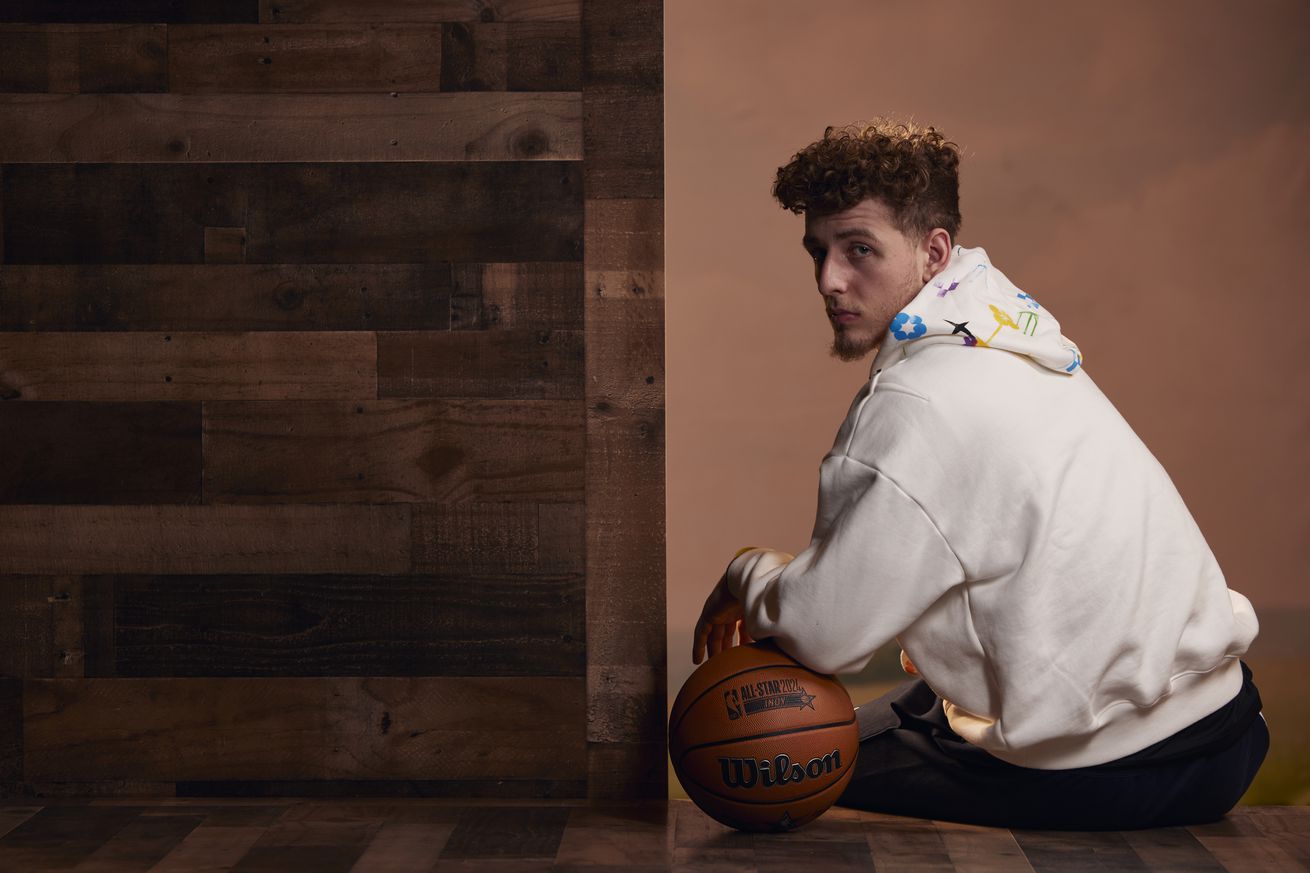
168, 24, 441, 93
1120, 826, 1226, 872
0, 24, 167, 93
0, 264, 452, 331
1011, 830, 1151, 872
335, 821, 455, 873
89, 570, 584, 677
67, 811, 207, 872
0, 93, 581, 162
0, 331, 374, 400
263, 0, 580, 24
0, 677, 19, 783
933, 819, 1036, 873
376, 328, 584, 399
171, 779, 585, 799
410, 501, 585, 576
0, 805, 145, 872
507, 22, 581, 91
0, 505, 411, 574
22, 677, 586, 782
203, 399, 583, 503
450, 262, 582, 331
441, 22, 580, 91
863, 817, 956, 873
581, 0, 658, 91
1, 162, 582, 263
0, 1, 257, 23
582, 86, 661, 200
554, 803, 671, 867
0, 576, 84, 679
584, 400, 664, 668
438, 805, 570, 859
0, 401, 201, 504
586, 742, 665, 802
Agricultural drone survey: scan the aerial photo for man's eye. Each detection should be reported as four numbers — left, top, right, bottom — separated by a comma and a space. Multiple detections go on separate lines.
852, 244, 873, 256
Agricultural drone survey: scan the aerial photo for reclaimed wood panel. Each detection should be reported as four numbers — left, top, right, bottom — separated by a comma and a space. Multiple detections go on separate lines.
0, 94, 582, 163
0, 24, 168, 93
0, 505, 411, 575
441, 22, 580, 92
168, 24, 442, 93
22, 677, 586, 781
263, 0, 580, 24
203, 399, 583, 503
0, 331, 375, 400
0, 2, 258, 24
450, 262, 582, 331
410, 501, 585, 576
1, 162, 582, 263
0, 401, 201, 504
581, 0, 665, 800
376, 328, 584, 399
94, 571, 585, 677
582, 87, 661, 200
0, 263, 452, 331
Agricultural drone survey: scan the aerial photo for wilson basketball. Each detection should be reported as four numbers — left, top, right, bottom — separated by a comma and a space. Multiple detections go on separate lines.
669, 640, 859, 832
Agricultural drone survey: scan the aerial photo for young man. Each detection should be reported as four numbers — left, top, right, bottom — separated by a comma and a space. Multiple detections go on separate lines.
692, 120, 1269, 830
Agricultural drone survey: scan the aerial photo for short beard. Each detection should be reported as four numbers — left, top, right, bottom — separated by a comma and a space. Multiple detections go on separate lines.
829, 327, 879, 362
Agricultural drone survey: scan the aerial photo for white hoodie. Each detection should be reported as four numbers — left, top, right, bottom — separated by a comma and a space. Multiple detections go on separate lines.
727, 245, 1259, 770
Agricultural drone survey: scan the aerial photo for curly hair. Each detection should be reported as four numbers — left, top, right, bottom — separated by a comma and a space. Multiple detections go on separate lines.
773, 118, 962, 243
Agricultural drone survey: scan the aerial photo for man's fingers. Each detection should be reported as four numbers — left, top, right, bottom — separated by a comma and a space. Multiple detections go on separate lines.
693, 621, 709, 664
738, 622, 755, 645
707, 622, 727, 659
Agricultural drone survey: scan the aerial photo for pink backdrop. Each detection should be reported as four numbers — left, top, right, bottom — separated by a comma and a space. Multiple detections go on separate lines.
666, 0, 1309, 722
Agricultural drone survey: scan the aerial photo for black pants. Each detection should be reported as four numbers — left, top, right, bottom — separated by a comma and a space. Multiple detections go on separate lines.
835, 660, 1270, 830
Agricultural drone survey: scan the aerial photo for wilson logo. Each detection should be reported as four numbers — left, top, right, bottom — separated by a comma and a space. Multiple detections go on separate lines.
718, 750, 842, 788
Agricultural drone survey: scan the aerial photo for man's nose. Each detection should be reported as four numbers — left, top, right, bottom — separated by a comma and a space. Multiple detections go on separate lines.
817, 255, 845, 298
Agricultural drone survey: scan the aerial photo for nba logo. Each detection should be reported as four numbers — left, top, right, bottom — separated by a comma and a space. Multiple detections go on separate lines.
724, 688, 742, 720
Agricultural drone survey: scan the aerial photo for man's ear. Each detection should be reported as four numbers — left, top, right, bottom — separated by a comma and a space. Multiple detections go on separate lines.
921, 228, 952, 283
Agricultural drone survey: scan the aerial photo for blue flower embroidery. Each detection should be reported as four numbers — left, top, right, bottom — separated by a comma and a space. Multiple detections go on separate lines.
891, 312, 926, 341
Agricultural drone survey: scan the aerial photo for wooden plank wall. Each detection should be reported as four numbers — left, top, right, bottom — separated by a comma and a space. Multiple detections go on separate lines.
0, 0, 665, 800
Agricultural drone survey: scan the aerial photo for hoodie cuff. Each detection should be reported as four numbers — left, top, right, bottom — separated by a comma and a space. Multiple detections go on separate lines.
725, 547, 794, 600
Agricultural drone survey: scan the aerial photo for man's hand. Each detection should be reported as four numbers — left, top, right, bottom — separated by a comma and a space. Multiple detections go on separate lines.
692, 569, 755, 665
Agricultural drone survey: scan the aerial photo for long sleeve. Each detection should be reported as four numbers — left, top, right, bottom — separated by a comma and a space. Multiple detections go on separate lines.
725, 457, 965, 675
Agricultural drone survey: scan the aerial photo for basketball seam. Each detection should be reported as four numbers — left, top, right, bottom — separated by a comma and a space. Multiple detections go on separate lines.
668, 663, 829, 739
674, 716, 857, 765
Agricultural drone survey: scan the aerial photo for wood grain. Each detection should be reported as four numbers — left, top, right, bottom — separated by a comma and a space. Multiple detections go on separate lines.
0, 401, 201, 504
0, 24, 168, 93
441, 22, 580, 91
0, 505, 411, 575
204, 399, 583, 503
377, 328, 584, 399
91, 572, 584, 677
21, 677, 586, 782
450, 262, 583, 331
0, 263, 452, 331
411, 501, 585, 576
0, 2, 257, 23
0, 93, 582, 163
263, 0, 580, 24
168, 24, 442, 93
0, 331, 375, 400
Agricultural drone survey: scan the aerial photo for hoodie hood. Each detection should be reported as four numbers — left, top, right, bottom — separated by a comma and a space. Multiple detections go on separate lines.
869, 245, 1083, 377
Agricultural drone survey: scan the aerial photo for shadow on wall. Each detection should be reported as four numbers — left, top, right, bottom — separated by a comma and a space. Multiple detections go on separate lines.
666, 607, 1310, 804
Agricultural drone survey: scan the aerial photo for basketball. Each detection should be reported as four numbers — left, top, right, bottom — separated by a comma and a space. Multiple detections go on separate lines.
669, 640, 860, 832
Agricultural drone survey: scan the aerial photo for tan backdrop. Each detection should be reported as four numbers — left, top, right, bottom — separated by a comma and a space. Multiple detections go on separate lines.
666, 0, 1309, 802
